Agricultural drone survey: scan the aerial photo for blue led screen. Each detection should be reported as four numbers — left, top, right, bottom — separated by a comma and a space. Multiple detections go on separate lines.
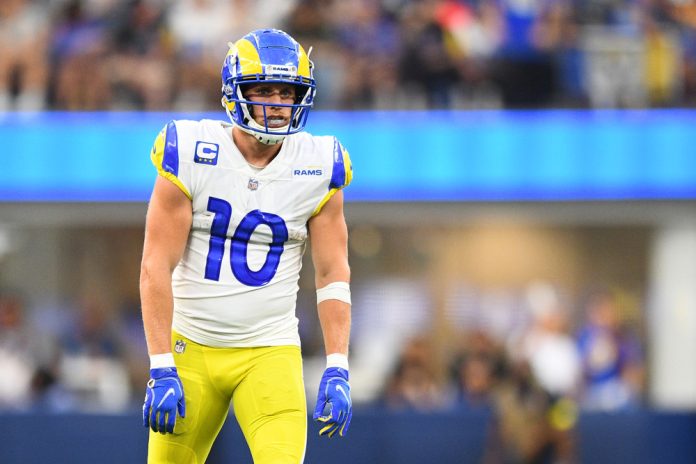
1, 110, 695, 202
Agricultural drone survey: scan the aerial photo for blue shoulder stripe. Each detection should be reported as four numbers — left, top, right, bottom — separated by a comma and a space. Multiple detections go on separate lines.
162, 121, 179, 176
329, 137, 346, 190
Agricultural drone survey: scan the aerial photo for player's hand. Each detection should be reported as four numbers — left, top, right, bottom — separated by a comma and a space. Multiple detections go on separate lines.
313, 367, 352, 437
143, 367, 186, 434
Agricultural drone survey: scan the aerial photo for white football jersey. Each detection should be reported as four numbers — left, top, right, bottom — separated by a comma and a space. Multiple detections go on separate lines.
150, 119, 352, 347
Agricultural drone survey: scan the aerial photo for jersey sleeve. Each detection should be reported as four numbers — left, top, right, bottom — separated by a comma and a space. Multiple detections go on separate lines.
312, 137, 353, 216
150, 121, 192, 199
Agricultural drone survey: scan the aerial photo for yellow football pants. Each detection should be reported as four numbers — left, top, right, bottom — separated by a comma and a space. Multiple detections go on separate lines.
148, 332, 307, 464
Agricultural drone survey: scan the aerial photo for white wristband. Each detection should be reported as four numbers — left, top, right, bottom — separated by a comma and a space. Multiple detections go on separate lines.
317, 281, 351, 305
150, 352, 176, 369
326, 353, 349, 370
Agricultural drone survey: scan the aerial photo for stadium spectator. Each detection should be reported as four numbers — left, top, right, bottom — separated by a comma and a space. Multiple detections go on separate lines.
349, 277, 434, 403
49, 0, 111, 109
451, 348, 501, 411
0, 292, 39, 410
398, 0, 463, 108
483, 360, 577, 464
381, 336, 452, 412
0, 0, 694, 111
331, 0, 401, 108
167, 0, 234, 110
486, 0, 569, 107
0, 291, 61, 411
285, 1, 347, 109
105, 0, 174, 110
58, 296, 131, 412
576, 288, 645, 411
0, 0, 49, 110
509, 281, 582, 399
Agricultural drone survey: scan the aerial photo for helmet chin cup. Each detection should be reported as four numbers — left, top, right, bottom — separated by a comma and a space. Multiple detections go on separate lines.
239, 122, 288, 145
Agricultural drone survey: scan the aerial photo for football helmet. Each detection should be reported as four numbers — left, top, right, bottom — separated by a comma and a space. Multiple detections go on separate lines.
221, 29, 316, 145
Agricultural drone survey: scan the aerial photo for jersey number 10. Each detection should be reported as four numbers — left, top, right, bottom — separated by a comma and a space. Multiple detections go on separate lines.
204, 196, 288, 287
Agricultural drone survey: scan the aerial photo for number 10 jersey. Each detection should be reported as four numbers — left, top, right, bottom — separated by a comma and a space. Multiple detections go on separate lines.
150, 119, 353, 348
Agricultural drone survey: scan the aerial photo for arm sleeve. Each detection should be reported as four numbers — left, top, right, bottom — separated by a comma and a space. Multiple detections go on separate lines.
312, 137, 353, 216
150, 121, 192, 200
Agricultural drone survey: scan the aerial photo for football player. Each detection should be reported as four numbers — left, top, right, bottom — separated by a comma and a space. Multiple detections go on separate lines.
140, 29, 353, 463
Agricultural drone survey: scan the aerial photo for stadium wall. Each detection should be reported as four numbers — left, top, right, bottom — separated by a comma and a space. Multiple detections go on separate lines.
0, 410, 694, 463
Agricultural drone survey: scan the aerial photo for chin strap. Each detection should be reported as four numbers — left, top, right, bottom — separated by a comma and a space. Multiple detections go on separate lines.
248, 129, 286, 145
238, 120, 288, 145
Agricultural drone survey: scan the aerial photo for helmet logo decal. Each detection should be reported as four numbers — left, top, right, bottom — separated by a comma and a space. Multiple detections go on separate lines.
264, 64, 297, 76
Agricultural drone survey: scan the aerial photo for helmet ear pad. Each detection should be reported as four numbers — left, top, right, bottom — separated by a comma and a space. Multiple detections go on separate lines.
292, 84, 310, 128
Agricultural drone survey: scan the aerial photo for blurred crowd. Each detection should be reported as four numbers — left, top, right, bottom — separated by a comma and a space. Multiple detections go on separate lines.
0, 277, 644, 464
1, 1, 659, 460
2, 0, 696, 112
0, 280, 644, 413
370, 281, 645, 463
0, 291, 144, 413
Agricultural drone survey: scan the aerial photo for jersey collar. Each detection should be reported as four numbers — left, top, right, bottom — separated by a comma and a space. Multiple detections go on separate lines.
213, 121, 293, 184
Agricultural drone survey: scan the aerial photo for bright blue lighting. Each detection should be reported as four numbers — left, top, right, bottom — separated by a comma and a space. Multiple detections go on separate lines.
1, 110, 695, 202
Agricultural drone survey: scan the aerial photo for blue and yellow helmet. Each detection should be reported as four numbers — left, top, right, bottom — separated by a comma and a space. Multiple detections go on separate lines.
221, 29, 316, 145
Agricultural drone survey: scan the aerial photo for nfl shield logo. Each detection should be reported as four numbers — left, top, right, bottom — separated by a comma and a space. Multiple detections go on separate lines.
248, 178, 259, 191
174, 339, 186, 354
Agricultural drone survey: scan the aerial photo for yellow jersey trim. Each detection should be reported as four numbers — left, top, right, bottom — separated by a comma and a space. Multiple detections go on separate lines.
342, 145, 353, 187
312, 188, 339, 217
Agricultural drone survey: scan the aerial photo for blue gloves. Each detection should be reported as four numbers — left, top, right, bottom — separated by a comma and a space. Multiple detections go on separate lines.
313, 367, 352, 437
143, 367, 185, 434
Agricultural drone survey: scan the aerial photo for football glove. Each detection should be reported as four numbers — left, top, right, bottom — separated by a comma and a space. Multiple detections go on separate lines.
313, 367, 352, 438
143, 367, 185, 434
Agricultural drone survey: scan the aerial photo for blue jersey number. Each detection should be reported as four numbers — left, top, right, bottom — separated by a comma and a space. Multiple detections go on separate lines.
204, 197, 288, 287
